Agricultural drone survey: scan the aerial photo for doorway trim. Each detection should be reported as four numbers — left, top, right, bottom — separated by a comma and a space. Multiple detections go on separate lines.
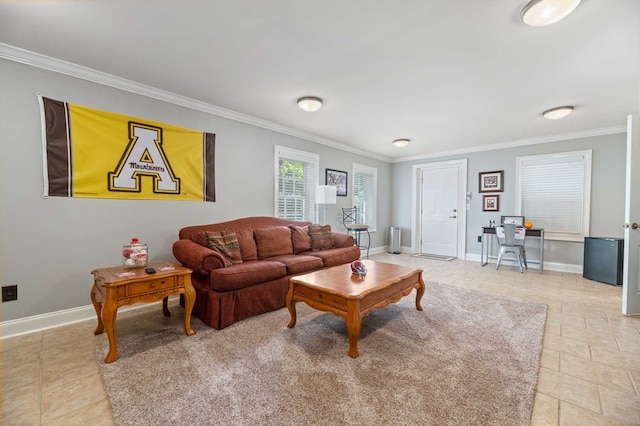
411, 159, 468, 259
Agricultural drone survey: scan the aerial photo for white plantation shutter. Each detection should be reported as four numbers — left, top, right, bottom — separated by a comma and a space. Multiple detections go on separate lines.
352, 163, 377, 232
275, 146, 318, 222
516, 150, 591, 241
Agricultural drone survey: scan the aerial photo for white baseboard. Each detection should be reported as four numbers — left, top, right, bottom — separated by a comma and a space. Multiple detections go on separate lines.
464, 253, 583, 274
2, 248, 391, 338
1, 252, 584, 339
0, 298, 174, 340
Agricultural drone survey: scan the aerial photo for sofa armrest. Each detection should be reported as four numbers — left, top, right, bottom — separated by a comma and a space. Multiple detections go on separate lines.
172, 239, 226, 274
332, 232, 355, 248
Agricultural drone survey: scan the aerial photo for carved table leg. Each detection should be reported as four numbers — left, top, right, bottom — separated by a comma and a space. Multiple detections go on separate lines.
182, 279, 196, 336
346, 300, 362, 358
102, 293, 119, 363
415, 274, 425, 311
286, 284, 297, 328
90, 283, 104, 335
162, 296, 171, 317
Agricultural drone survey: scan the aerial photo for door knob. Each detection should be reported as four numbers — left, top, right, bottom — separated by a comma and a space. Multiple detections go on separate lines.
624, 223, 638, 229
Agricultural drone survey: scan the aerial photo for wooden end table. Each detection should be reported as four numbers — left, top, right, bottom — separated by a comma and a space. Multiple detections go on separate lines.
286, 260, 425, 358
90, 261, 196, 363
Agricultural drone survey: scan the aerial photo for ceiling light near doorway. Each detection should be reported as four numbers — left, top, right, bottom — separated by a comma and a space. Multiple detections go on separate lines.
393, 139, 410, 147
521, 0, 581, 27
297, 96, 323, 112
542, 106, 574, 120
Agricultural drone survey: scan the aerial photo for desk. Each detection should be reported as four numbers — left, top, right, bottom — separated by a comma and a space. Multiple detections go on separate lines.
480, 227, 545, 273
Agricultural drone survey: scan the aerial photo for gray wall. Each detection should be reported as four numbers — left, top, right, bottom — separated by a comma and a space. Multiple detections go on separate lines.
0, 55, 627, 323
0, 59, 390, 321
391, 133, 627, 266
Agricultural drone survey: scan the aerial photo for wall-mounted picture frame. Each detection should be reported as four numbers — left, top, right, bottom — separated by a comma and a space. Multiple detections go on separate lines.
479, 170, 504, 193
483, 195, 500, 212
325, 169, 348, 196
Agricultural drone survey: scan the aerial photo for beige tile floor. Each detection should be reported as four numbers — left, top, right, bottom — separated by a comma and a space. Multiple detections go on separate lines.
2, 253, 640, 425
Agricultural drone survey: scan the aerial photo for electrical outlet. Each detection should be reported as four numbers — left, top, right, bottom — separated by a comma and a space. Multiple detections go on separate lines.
2, 285, 18, 302
477, 236, 482, 243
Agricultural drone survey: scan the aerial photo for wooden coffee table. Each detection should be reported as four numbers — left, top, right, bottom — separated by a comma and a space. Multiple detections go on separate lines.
90, 261, 196, 363
286, 260, 425, 358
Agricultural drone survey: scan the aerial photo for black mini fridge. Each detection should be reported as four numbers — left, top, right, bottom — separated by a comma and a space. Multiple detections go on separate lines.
583, 237, 624, 286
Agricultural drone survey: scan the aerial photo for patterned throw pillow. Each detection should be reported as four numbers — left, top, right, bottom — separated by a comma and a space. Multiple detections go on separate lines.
308, 224, 335, 251
205, 228, 243, 267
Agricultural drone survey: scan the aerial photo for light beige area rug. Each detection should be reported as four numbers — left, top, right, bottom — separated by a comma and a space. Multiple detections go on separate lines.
97, 281, 547, 426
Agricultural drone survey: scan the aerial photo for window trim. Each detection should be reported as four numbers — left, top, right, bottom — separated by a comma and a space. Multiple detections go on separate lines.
352, 163, 378, 232
274, 145, 319, 222
515, 150, 592, 242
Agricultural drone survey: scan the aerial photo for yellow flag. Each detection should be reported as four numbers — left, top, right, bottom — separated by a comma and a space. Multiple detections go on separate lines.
40, 96, 215, 202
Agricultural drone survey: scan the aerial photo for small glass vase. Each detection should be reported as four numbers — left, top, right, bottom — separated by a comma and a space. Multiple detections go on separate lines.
122, 241, 148, 269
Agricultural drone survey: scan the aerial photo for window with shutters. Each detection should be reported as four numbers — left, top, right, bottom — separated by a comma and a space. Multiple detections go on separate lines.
274, 146, 319, 222
352, 163, 377, 232
515, 150, 592, 241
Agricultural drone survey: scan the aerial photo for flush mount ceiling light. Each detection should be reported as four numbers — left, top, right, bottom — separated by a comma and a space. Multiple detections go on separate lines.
297, 96, 323, 112
521, 0, 581, 27
392, 139, 410, 147
542, 105, 574, 120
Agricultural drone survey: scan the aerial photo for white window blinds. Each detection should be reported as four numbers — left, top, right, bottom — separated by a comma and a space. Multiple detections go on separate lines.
275, 146, 318, 222
516, 150, 592, 241
352, 163, 377, 232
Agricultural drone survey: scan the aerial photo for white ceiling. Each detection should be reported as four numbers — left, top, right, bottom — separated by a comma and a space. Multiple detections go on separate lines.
1, 0, 638, 161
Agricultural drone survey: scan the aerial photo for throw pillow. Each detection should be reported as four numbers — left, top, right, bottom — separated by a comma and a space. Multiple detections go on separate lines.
253, 226, 293, 259
236, 228, 258, 261
289, 224, 312, 254
308, 224, 335, 251
205, 228, 243, 267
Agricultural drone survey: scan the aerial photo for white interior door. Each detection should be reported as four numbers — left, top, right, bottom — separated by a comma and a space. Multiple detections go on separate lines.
623, 114, 640, 315
420, 166, 458, 256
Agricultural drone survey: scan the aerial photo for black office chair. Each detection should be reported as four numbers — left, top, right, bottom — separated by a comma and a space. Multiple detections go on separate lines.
342, 207, 370, 259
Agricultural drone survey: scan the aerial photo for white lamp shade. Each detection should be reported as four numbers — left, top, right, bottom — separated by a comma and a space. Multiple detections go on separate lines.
521, 0, 581, 27
393, 139, 410, 147
543, 106, 574, 120
297, 97, 323, 112
316, 185, 337, 204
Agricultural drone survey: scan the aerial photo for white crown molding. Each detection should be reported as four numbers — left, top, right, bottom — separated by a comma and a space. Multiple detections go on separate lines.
0, 43, 389, 162
393, 125, 627, 163
0, 43, 627, 165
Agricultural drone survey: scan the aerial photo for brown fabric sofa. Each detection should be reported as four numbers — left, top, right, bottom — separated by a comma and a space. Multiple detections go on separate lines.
173, 216, 361, 329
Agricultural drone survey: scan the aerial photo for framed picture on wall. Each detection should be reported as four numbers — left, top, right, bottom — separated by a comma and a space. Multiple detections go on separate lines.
326, 169, 348, 196
483, 195, 500, 212
479, 170, 504, 193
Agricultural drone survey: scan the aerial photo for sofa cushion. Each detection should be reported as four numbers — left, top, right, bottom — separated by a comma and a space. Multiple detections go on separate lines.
254, 226, 293, 259
308, 224, 335, 251
289, 225, 312, 254
304, 246, 361, 267
209, 260, 287, 291
265, 254, 324, 275
236, 228, 258, 261
205, 229, 243, 267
